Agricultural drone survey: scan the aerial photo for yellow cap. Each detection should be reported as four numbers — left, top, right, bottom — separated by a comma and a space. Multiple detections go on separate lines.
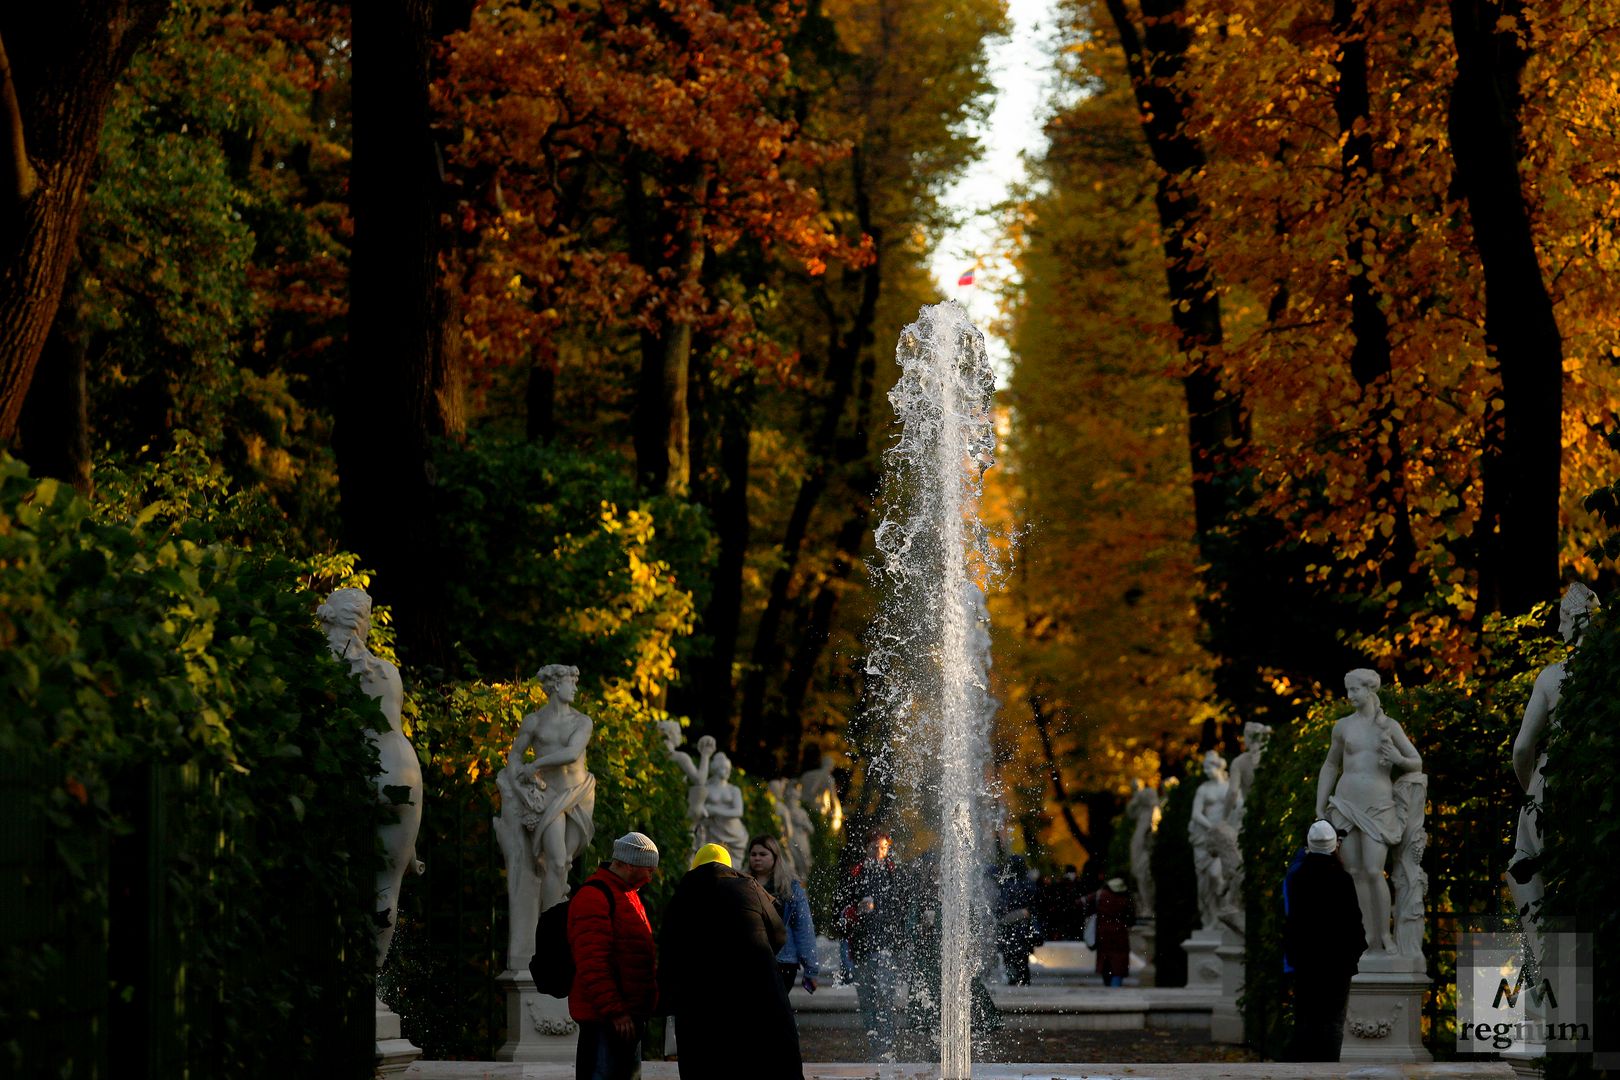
690, 843, 732, 869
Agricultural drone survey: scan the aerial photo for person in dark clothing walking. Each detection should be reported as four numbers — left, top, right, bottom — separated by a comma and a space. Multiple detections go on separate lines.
839, 830, 905, 1059
1083, 877, 1135, 986
1039, 865, 1086, 941
659, 844, 803, 1080
994, 855, 1040, 985
568, 832, 661, 1080
1283, 819, 1367, 1062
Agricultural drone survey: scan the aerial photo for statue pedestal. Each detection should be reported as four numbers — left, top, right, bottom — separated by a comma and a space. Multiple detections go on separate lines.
1340, 952, 1431, 1063
376, 996, 421, 1075
494, 970, 579, 1063
1209, 926, 1246, 1043
1180, 927, 1223, 992
1129, 921, 1156, 987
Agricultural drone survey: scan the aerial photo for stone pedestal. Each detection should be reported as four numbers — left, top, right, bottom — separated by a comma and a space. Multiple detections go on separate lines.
1130, 922, 1156, 987
1209, 926, 1246, 1044
494, 969, 579, 1063
1180, 927, 1223, 992
1340, 952, 1431, 1063
376, 996, 421, 1075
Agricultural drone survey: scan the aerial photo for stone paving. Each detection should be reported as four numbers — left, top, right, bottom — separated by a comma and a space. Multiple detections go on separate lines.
406, 1062, 1515, 1079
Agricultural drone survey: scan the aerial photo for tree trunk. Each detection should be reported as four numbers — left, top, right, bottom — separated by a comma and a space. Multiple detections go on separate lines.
0, 5, 168, 441
341, 0, 470, 669
1446, 0, 1562, 616
1028, 689, 1094, 857
1333, 0, 1419, 598
16, 263, 90, 491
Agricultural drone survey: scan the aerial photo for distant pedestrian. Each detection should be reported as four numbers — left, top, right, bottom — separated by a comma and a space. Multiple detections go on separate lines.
1283, 820, 1367, 1062
1084, 877, 1135, 987
839, 830, 904, 1059
660, 843, 803, 1080
994, 855, 1040, 985
905, 853, 1001, 1050
568, 832, 661, 1080
747, 834, 821, 993
1039, 864, 1086, 941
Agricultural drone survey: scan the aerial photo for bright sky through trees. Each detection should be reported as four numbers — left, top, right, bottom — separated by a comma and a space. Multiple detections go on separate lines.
929, 0, 1059, 375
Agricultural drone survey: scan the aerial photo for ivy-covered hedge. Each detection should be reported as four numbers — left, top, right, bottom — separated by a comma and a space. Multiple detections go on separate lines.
1240, 622, 1554, 1058
0, 458, 384, 1078
1543, 608, 1619, 1080
383, 679, 782, 1058
1151, 768, 1199, 986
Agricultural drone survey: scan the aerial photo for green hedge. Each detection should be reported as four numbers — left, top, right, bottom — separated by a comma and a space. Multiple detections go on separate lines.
1542, 608, 1620, 1080
0, 457, 384, 1078
1151, 766, 1199, 986
1240, 624, 1554, 1058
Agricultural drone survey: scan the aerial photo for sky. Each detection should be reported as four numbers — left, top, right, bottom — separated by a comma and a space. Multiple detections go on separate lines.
926, 0, 1063, 375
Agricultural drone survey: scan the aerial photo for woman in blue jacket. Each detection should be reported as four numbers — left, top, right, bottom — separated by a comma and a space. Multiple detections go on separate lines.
747, 834, 821, 992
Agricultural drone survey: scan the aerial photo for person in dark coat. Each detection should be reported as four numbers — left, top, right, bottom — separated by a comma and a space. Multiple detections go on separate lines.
1083, 877, 1135, 986
659, 843, 802, 1079
994, 855, 1041, 985
1039, 865, 1086, 941
1283, 820, 1367, 1062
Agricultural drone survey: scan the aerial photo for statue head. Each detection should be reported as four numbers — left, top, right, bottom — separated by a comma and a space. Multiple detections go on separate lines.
1345, 667, 1381, 710
535, 664, 581, 702
1201, 750, 1227, 780
710, 752, 733, 782
1559, 582, 1599, 644
1242, 721, 1272, 754
767, 777, 787, 799
317, 588, 371, 646
656, 719, 683, 751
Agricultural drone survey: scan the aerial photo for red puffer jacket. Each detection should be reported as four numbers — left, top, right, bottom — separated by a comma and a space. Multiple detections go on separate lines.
567, 867, 658, 1022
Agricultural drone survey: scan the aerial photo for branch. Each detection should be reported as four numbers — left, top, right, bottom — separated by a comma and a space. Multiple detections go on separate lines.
0, 31, 39, 207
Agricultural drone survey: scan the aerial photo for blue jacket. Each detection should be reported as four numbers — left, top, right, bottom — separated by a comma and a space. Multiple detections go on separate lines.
775, 879, 820, 976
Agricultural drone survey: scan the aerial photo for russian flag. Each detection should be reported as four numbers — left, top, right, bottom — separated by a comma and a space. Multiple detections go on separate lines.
957, 268, 976, 287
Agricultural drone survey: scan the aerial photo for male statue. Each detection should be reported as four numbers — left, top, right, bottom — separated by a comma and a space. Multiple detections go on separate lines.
1315, 668, 1422, 954
1509, 583, 1598, 954
1188, 750, 1231, 931
1224, 721, 1272, 826
496, 663, 597, 971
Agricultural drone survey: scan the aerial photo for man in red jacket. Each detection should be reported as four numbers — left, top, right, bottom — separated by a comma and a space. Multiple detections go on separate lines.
568, 832, 660, 1080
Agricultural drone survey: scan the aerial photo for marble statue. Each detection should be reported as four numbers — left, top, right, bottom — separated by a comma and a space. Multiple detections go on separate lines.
768, 778, 809, 878
1125, 780, 1160, 915
1315, 668, 1424, 956
658, 721, 714, 853
1224, 721, 1272, 825
1188, 751, 1231, 931
1509, 583, 1597, 956
695, 751, 750, 869
786, 780, 816, 879
496, 664, 597, 971
318, 588, 424, 971
798, 749, 844, 835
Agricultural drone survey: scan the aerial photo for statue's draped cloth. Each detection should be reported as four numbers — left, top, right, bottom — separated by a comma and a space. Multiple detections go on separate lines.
1326, 793, 1403, 847
525, 773, 596, 859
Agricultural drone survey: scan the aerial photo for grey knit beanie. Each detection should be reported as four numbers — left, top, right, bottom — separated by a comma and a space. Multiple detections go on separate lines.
612, 832, 660, 868
1307, 819, 1339, 854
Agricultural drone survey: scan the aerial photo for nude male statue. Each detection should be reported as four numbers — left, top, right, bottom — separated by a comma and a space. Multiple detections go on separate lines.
1509, 583, 1597, 949
1224, 721, 1272, 826
1315, 668, 1422, 954
1188, 750, 1231, 931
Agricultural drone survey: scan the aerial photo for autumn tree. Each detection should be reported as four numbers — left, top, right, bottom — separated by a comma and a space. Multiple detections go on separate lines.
0, 2, 169, 444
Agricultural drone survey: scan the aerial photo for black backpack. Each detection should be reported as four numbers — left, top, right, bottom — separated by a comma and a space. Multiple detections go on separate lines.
531, 878, 615, 997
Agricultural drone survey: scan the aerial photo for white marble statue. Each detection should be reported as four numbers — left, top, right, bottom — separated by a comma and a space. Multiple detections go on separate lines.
768, 778, 809, 878
1125, 780, 1160, 915
318, 588, 424, 971
496, 664, 597, 972
695, 751, 750, 869
658, 721, 714, 854
1509, 583, 1597, 957
798, 751, 844, 835
1224, 721, 1272, 826
1315, 668, 1424, 957
1188, 750, 1231, 932
786, 780, 815, 878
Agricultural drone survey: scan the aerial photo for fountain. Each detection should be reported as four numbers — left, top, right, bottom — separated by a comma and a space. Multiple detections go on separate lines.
865, 300, 999, 1079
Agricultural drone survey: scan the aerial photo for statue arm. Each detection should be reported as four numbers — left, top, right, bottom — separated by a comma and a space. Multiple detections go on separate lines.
1315, 726, 1344, 818
667, 749, 703, 785
1386, 722, 1422, 773
1190, 790, 1213, 831
1513, 679, 1552, 792
507, 716, 539, 771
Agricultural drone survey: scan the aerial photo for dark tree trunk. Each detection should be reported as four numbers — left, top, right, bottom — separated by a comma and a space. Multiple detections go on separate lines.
1332, 0, 1419, 598
1446, 0, 1562, 616
341, 0, 471, 670
1028, 689, 1094, 857
735, 218, 883, 770
526, 353, 556, 443
16, 263, 90, 492
0, 4, 168, 441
